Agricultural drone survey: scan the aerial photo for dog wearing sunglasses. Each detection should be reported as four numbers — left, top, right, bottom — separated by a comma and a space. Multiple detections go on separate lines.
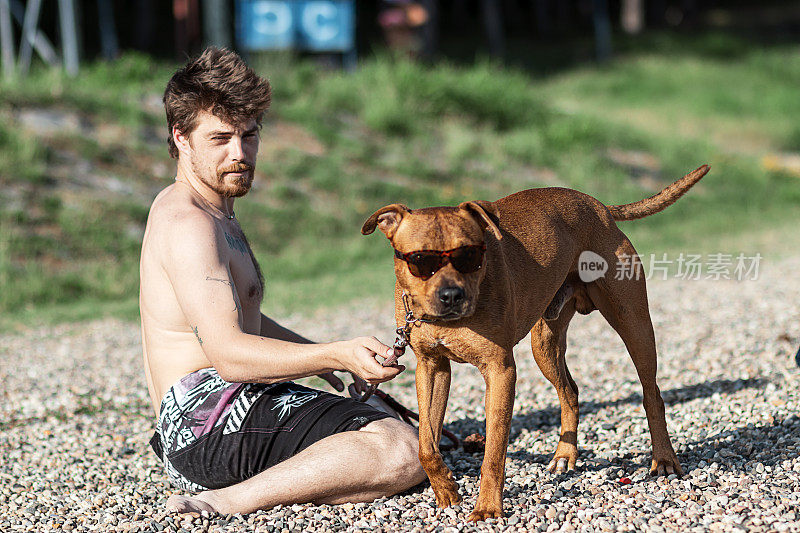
361, 164, 709, 521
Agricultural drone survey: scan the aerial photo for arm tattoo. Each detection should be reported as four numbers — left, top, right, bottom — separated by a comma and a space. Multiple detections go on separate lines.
191, 325, 203, 346
206, 276, 240, 312
206, 276, 233, 287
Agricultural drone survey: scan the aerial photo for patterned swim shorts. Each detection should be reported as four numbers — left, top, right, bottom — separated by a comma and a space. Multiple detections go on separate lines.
149, 367, 390, 491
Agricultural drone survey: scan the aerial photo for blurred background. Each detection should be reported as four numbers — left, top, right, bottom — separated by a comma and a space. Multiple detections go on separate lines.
1, 0, 799, 329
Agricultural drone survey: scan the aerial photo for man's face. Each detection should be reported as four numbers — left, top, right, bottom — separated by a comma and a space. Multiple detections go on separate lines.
185, 110, 260, 198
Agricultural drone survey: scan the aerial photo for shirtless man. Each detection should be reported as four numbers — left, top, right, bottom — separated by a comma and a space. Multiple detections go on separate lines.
140, 47, 425, 514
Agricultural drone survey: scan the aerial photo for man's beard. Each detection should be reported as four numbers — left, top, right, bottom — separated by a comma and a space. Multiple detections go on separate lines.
216, 162, 255, 198
192, 155, 255, 198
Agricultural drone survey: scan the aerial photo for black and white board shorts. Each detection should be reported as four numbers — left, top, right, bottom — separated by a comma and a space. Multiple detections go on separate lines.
149, 367, 390, 491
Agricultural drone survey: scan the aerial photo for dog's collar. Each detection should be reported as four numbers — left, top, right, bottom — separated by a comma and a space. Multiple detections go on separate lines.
357, 292, 428, 403
401, 291, 435, 326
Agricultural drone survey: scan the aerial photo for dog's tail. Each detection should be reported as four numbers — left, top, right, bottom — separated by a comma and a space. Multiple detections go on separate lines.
607, 164, 710, 221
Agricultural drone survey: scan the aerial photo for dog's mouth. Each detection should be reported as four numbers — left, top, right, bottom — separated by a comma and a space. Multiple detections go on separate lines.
422, 311, 463, 321
422, 304, 476, 322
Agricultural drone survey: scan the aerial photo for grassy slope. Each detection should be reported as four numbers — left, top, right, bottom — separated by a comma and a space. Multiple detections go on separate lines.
1, 32, 799, 330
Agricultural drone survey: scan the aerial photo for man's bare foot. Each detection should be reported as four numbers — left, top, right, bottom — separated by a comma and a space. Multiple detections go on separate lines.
166, 494, 218, 514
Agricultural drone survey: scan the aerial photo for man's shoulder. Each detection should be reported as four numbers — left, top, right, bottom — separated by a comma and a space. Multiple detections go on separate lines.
146, 185, 223, 254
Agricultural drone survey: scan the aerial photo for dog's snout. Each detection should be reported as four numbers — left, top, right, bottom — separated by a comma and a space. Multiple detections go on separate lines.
438, 286, 466, 308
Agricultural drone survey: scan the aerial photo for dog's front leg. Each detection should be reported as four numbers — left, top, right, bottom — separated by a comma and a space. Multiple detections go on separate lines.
415, 352, 461, 507
469, 355, 516, 522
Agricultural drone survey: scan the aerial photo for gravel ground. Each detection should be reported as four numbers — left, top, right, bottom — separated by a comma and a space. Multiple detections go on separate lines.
2, 255, 800, 532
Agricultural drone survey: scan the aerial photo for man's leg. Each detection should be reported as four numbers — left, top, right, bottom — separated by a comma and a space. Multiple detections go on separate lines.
166, 417, 426, 514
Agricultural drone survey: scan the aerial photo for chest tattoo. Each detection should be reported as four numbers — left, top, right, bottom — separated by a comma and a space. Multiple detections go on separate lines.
224, 231, 248, 255
223, 226, 265, 301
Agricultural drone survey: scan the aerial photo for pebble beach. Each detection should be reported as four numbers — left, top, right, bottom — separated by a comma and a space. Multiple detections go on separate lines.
2, 256, 800, 532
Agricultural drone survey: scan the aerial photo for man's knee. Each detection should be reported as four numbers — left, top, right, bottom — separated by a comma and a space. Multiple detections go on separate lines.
360, 418, 425, 484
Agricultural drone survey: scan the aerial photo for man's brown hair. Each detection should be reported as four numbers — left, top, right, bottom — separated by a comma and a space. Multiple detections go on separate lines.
163, 47, 272, 159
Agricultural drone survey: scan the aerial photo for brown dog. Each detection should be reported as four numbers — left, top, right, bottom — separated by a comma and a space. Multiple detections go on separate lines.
362, 165, 710, 521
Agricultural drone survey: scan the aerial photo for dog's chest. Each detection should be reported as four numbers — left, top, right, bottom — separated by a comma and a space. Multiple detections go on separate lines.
414, 333, 471, 364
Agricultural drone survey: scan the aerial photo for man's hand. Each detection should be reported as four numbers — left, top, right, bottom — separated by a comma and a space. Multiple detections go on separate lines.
318, 337, 402, 393
317, 372, 372, 397
317, 372, 345, 392
349, 373, 370, 396
336, 336, 405, 385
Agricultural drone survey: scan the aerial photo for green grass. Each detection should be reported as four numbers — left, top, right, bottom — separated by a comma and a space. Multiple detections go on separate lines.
2, 31, 800, 330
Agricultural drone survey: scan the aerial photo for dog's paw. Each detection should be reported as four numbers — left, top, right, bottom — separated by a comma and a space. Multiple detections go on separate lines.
468, 504, 504, 522
432, 481, 461, 508
547, 457, 573, 474
649, 454, 684, 477
547, 444, 578, 473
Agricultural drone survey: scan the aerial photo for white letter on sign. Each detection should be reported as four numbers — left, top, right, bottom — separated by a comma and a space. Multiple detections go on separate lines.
302, 2, 339, 42
254, 1, 292, 36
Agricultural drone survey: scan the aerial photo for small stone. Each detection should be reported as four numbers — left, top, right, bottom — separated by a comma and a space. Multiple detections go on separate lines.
463, 433, 486, 453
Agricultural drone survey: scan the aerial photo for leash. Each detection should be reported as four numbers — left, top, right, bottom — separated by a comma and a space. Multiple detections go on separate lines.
357, 293, 460, 451
371, 388, 460, 451
358, 292, 427, 403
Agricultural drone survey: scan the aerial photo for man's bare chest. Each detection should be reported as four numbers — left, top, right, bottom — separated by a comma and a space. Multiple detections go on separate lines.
221, 226, 263, 309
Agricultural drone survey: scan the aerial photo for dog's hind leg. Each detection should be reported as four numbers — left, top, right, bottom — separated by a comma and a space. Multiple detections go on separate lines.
531, 299, 579, 473
543, 282, 575, 321
585, 240, 683, 476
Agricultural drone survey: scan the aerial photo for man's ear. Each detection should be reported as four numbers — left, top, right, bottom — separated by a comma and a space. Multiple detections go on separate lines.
458, 201, 502, 240
361, 204, 411, 240
173, 126, 192, 157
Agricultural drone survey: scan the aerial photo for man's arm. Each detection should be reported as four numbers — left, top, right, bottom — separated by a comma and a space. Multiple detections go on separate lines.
162, 213, 402, 384
260, 314, 312, 344
259, 314, 350, 392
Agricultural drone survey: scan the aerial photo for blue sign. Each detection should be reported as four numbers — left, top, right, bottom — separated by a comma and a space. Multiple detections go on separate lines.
237, 0, 355, 52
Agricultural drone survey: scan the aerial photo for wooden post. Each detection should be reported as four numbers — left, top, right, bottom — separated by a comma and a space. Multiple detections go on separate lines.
174, 0, 200, 57
592, 0, 612, 62
419, 0, 438, 61
59, 0, 79, 75
97, 0, 118, 59
17, 0, 42, 76
10, 0, 58, 66
203, 0, 231, 48
621, 0, 644, 34
480, 0, 504, 59
0, 0, 14, 77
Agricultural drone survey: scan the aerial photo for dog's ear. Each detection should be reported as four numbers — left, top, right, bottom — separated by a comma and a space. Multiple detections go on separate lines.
458, 201, 502, 240
361, 204, 411, 239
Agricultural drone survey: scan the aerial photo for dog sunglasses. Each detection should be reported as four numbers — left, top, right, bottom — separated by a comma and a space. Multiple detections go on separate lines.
394, 243, 486, 280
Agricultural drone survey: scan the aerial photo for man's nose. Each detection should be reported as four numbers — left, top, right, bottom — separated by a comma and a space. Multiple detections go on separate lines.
229, 136, 245, 161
